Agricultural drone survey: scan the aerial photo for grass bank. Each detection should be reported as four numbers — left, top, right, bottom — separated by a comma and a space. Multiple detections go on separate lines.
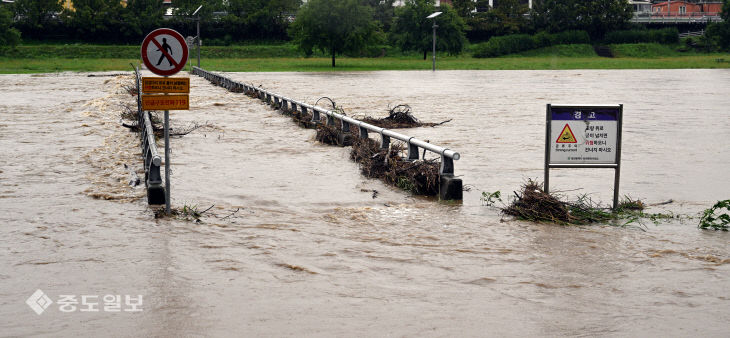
2, 55, 729, 74
1, 43, 729, 73
0, 57, 139, 73
200, 54, 730, 72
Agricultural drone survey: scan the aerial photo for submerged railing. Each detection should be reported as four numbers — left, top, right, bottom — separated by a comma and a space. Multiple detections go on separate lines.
132, 65, 165, 204
191, 66, 462, 200
191, 67, 461, 177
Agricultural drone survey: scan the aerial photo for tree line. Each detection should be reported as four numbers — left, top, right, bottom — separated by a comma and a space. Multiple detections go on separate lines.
1, 0, 301, 43
2, 0, 729, 62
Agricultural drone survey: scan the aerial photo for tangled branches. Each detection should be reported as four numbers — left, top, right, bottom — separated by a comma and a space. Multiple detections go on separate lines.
349, 137, 440, 196
500, 180, 674, 226
361, 104, 452, 129
503, 180, 574, 224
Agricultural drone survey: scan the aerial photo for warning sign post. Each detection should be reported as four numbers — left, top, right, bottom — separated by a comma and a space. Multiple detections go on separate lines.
140, 27, 190, 215
544, 104, 623, 209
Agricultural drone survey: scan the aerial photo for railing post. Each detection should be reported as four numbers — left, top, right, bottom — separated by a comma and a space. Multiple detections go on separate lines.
440, 154, 454, 175
380, 133, 390, 149
338, 120, 352, 146
407, 138, 419, 161
359, 126, 369, 139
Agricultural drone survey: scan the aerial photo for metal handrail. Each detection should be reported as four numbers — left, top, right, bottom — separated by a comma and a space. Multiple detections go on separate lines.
132, 64, 164, 204
631, 12, 722, 23
143, 112, 162, 167
191, 66, 461, 175
650, 11, 720, 18
679, 30, 705, 38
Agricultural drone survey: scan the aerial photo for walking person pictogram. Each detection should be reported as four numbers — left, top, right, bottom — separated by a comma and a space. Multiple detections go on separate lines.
156, 38, 173, 67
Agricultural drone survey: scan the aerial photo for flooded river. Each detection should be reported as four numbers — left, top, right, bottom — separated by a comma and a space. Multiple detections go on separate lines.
1, 69, 729, 336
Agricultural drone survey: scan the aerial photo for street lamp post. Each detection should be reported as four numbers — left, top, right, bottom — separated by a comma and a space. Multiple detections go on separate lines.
193, 5, 203, 67
427, 12, 442, 72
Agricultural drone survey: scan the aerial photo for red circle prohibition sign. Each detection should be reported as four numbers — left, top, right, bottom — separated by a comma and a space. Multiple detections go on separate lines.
141, 28, 189, 76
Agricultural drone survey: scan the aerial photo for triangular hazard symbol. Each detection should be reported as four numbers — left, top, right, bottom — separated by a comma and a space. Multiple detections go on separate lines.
556, 124, 577, 143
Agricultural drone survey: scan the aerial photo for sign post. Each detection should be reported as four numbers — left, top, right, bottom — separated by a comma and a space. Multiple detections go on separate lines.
544, 104, 623, 209
141, 28, 189, 215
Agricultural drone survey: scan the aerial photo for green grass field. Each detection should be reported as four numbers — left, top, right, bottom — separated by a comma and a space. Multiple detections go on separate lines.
200, 55, 730, 72
1, 43, 729, 73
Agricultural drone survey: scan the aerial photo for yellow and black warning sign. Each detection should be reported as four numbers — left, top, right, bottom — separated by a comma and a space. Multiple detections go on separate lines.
142, 77, 190, 93
555, 124, 577, 143
141, 94, 189, 110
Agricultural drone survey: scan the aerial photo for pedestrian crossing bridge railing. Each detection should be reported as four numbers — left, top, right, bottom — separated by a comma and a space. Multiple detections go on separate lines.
191, 67, 461, 177
132, 65, 165, 204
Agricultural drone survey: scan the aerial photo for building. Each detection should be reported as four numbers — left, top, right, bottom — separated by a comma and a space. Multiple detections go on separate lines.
630, 0, 653, 15
651, 1, 723, 16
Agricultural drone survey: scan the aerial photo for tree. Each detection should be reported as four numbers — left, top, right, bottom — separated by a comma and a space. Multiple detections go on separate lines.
531, 0, 632, 39
63, 0, 125, 41
390, 0, 467, 60
451, 0, 477, 18
224, 0, 300, 40
705, 0, 730, 50
288, 0, 382, 67
362, 0, 396, 32
11, 0, 63, 39
462, 0, 529, 41
0, 5, 21, 48
109, 0, 165, 43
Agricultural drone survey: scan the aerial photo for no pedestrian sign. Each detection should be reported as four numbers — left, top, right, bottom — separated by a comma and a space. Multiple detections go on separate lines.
141, 28, 188, 76
548, 105, 622, 165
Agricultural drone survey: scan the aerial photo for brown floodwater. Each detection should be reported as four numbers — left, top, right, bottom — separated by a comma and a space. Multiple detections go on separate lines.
1, 69, 729, 337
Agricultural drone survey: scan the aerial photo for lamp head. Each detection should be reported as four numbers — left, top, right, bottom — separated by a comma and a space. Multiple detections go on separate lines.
192, 5, 203, 16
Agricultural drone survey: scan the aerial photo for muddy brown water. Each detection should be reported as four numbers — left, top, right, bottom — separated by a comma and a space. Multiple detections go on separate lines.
1, 69, 729, 336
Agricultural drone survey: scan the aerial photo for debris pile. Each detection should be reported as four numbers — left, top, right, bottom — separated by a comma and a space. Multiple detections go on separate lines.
361, 104, 452, 129
315, 124, 340, 145
503, 180, 655, 225
349, 136, 440, 196
503, 180, 573, 223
